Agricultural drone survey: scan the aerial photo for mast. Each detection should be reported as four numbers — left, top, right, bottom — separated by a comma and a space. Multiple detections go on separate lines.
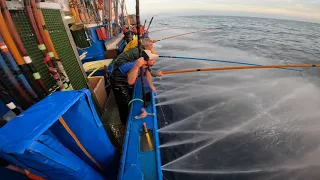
136, 0, 147, 107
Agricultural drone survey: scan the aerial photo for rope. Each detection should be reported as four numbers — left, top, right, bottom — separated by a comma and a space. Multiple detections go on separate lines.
163, 64, 319, 75
128, 98, 144, 106
87, 67, 100, 78
58, 117, 104, 171
159, 55, 302, 72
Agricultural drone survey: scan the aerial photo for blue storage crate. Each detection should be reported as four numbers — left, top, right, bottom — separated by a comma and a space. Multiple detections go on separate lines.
0, 89, 118, 179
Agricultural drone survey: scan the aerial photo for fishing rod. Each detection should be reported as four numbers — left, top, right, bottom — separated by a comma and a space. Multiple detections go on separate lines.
0, 9, 48, 98
0, 83, 22, 115
0, 53, 33, 106
147, 16, 154, 31
0, 35, 39, 101
162, 64, 320, 75
136, 0, 147, 107
69, 0, 79, 23
24, 0, 65, 91
81, 0, 90, 22
143, 19, 146, 27
89, 0, 99, 23
35, 0, 73, 90
85, 0, 94, 22
155, 29, 210, 42
78, 1, 87, 22
159, 55, 302, 72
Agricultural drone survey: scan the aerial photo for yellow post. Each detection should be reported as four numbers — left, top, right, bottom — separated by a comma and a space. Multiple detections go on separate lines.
143, 122, 153, 151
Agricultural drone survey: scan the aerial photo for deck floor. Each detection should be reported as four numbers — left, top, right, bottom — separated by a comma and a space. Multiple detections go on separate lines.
100, 90, 125, 149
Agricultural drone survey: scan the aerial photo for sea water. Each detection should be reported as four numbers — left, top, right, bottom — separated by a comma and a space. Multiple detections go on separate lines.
151, 16, 320, 180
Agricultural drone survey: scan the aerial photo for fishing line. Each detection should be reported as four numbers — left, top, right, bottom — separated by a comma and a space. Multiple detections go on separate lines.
150, 27, 219, 33
159, 55, 302, 72
155, 29, 213, 42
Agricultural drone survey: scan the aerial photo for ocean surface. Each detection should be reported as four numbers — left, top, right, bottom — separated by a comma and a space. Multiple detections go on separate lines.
150, 16, 320, 180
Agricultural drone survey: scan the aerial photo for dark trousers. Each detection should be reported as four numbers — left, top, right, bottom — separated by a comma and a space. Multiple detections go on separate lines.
110, 71, 133, 125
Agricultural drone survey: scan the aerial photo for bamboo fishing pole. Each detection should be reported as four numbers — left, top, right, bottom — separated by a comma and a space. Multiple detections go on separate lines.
162, 64, 320, 75
155, 29, 209, 42
0, 10, 48, 98
24, 0, 65, 91
79, 0, 88, 23
136, 0, 147, 107
69, 0, 80, 23
0, 35, 39, 101
78, 1, 87, 22
35, 0, 73, 90
0, 83, 22, 115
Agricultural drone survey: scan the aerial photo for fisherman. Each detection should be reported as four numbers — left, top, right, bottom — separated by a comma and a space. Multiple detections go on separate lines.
110, 38, 160, 125
121, 26, 132, 43
124, 35, 157, 54
123, 37, 162, 77
131, 25, 146, 42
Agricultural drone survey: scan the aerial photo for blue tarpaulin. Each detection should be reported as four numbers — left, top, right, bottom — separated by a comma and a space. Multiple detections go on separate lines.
0, 89, 117, 179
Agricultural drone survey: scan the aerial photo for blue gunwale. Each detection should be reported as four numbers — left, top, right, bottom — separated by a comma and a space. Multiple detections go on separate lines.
119, 78, 162, 180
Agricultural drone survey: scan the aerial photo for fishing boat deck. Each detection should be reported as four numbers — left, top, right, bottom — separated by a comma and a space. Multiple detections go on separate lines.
100, 90, 125, 148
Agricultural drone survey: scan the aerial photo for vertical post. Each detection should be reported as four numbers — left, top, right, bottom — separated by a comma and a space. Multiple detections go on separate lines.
136, 0, 146, 107
108, 0, 112, 36
120, 0, 124, 26
115, 0, 118, 25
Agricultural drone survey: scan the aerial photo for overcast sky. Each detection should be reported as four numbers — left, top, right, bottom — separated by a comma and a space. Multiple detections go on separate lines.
126, 0, 320, 22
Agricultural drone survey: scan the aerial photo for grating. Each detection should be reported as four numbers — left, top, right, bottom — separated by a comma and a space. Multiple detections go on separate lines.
9, 9, 87, 91
10, 10, 56, 90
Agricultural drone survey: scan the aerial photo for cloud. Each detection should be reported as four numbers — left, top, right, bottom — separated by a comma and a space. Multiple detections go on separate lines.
126, 0, 320, 22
